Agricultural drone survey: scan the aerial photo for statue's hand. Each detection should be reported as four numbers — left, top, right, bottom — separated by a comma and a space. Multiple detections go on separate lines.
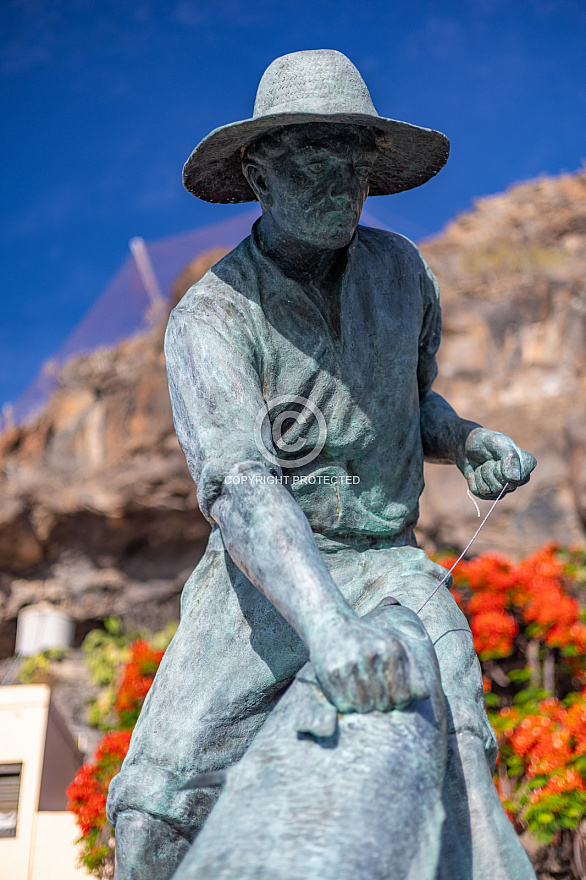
459, 427, 536, 500
308, 615, 429, 714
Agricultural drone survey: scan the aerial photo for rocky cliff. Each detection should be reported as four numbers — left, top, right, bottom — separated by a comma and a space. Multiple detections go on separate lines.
0, 173, 584, 651
418, 169, 586, 555
0, 248, 228, 653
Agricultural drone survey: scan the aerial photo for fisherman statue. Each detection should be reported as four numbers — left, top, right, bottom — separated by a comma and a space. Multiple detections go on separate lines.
107, 50, 538, 880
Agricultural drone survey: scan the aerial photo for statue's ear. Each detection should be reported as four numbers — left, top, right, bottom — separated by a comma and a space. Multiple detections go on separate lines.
242, 160, 273, 208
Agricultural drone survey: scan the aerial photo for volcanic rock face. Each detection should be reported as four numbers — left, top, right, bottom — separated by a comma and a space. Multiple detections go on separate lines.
0, 250, 229, 653
418, 170, 586, 555
0, 174, 585, 650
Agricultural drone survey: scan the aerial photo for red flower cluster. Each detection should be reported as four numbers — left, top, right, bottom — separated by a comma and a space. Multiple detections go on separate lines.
443, 545, 586, 661
472, 609, 518, 659
67, 639, 164, 875
67, 763, 108, 838
531, 768, 586, 801
67, 731, 132, 836
95, 729, 133, 766
494, 683, 586, 831
435, 544, 586, 841
115, 640, 164, 727
515, 547, 586, 652
510, 710, 572, 778
447, 553, 518, 659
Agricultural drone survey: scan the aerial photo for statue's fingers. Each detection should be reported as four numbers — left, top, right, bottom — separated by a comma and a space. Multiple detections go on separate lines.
295, 692, 339, 738
499, 449, 535, 494
468, 465, 497, 498
318, 669, 353, 714
479, 460, 506, 493
369, 653, 394, 713
406, 660, 429, 702
469, 428, 509, 460
346, 666, 377, 713
519, 449, 537, 481
466, 470, 482, 497
383, 653, 411, 708
501, 447, 522, 483
338, 661, 380, 714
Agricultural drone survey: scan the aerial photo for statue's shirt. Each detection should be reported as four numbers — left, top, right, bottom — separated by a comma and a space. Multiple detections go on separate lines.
165, 224, 441, 543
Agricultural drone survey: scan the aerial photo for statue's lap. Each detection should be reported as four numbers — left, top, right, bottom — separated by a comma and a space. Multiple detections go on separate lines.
107, 528, 493, 838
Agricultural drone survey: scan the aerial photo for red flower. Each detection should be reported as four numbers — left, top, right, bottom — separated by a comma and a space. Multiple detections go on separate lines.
67, 637, 165, 874
471, 610, 518, 658
95, 729, 132, 766
468, 591, 507, 615
67, 764, 108, 837
115, 640, 164, 725
466, 554, 515, 593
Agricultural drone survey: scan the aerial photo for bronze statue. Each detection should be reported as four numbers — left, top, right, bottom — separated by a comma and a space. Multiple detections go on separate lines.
108, 50, 537, 880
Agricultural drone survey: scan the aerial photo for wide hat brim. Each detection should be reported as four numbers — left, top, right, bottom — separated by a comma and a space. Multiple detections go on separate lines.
183, 111, 450, 204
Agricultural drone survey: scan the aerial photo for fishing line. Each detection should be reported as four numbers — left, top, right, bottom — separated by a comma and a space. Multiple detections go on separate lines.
416, 481, 511, 615
467, 488, 481, 518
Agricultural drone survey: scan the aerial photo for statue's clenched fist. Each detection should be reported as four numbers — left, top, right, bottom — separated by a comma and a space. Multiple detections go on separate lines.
308, 614, 429, 714
459, 427, 536, 500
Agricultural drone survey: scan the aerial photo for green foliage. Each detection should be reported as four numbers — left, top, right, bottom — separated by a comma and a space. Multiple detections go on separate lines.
18, 648, 67, 683
558, 548, 586, 591
508, 668, 532, 685
77, 836, 114, 877
82, 618, 177, 730
82, 617, 135, 731
83, 617, 134, 685
524, 788, 586, 842
148, 621, 178, 652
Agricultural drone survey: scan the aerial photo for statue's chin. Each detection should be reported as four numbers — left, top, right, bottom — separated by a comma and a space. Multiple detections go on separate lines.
318, 226, 357, 250
301, 218, 358, 251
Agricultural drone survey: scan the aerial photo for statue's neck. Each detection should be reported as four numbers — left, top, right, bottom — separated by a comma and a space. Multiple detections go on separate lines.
255, 213, 347, 292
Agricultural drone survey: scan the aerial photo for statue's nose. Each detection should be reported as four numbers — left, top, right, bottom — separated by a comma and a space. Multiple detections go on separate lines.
329, 163, 361, 203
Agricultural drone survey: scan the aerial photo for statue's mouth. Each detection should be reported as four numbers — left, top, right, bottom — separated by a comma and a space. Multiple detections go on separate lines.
324, 208, 357, 223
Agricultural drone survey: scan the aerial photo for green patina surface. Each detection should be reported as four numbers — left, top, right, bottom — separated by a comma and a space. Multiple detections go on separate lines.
108, 50, 537, 880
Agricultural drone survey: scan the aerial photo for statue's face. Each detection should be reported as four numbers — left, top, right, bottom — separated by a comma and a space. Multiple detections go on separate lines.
247, 124, 378, 250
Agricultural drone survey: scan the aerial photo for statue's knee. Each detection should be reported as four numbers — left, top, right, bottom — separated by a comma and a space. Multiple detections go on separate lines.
446, 698, 499, 770
114, 809, 191, 880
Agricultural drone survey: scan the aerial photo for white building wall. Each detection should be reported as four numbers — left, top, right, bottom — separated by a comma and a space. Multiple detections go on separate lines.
0, 686, 48, 880
0, 685, 89, 880
30, 812, 89, 880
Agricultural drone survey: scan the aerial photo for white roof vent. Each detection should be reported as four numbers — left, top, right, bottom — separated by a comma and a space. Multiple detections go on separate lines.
15, 605, 74, 657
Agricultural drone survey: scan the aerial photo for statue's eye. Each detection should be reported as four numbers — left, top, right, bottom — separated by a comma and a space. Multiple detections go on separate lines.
307, 162, 326, 173
355, 163, 371, 176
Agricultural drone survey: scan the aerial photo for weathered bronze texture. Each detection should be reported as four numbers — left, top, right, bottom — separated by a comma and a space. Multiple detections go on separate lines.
108, 50, 537, 880
183, 49, 450, 203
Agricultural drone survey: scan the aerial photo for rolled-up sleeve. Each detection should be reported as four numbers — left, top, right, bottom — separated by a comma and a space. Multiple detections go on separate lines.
417, 252, 442, 398
164, 290, 279, 522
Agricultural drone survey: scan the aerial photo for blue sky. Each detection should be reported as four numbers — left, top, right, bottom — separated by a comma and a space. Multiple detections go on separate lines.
1, 0, 585, 411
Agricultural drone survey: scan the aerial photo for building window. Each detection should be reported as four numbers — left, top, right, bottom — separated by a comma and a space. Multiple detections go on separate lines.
0, 763, 22, 838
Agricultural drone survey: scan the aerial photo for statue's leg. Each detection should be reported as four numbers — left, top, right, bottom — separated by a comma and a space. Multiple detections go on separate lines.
113, 811, 191, 880
172, 601, 448, 880
107, 530, 310, 880
353, 546, 535, 880
433, 628, 536, 880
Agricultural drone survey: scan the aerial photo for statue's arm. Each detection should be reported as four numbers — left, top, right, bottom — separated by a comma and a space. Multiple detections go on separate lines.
210, 465, 356, 651
165, 299, 426, 713
208, 467, 430, 709
419, 389, 480, 466
420, 389, 536, 498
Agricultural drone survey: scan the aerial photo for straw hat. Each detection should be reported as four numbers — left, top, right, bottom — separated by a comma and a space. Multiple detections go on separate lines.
183, 49, 449, 204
